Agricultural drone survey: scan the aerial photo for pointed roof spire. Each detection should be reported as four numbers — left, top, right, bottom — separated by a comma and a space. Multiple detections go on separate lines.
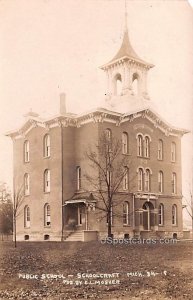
101, 0, 153, 69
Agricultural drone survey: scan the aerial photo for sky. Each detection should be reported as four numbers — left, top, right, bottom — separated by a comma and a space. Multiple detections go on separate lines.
0, 0, 193, 223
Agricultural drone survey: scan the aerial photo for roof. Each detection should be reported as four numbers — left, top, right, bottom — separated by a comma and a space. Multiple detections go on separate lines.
101, 29, 154, 69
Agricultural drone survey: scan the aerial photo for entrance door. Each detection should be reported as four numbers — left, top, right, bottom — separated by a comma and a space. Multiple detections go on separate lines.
78, 206, 85, 226
142, 202, 154, 230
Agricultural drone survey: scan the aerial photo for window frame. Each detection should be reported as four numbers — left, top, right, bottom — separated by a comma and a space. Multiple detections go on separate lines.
122, 132, 128, 155
24, 140, 30, 163
24, 173, 30, 196
24, 205, 30, 228
76, 166, 81, 191
43, 134, 51, 158
172, 204, 177, 225
137, 135, 143, 157
44, 169, 51, 193
158, 139, 163, 160
158, 204, 164, 226
44, 203, 51, 227
158, 171, 164, 193
172, 172, 177, 194
123, 201, 130, 226
171, 142, 176, 162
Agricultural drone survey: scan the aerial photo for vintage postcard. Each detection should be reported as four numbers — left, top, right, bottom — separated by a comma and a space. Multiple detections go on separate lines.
0, 0, 193, 299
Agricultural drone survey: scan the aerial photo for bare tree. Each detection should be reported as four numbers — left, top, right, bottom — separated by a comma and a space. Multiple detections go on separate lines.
0, 182, 13, 240
183, 185, 193, 235
85, 132, 135, 237
13, 185, 25, 247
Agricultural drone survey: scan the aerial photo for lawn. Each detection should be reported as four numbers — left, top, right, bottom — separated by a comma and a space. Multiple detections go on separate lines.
0, 240, 193, 299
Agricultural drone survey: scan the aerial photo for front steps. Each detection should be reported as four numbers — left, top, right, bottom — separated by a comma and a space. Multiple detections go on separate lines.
65, 231, 83, 241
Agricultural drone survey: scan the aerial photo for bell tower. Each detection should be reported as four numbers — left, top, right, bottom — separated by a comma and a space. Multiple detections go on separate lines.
100, 1, 154, 112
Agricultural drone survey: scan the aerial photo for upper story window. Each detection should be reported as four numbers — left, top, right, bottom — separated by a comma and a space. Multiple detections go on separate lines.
77, 166, 81, 191
105, 128, 112, 151
122, 132, 128, 154
158, 171, 164, 193
138, 168, 143, 191
158, 204, 164, 226
123, 167, 129, 190
44, 203, 51, 227
144, 136, 150, 158
172, 204, 177, 225
44, 169, 50, 193
24, 140, 29, 162
24, 205, 30, 228
43, 134, 50, 158
123, 201, 130, 225
158, 139, 163, 160
137, 135, 143, 157
172, 172, 177, 194
144, 169, 151, 192
171, 142, 176, 162
24, 173, 30, 196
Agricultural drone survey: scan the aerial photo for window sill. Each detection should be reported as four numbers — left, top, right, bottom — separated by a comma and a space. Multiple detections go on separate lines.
44, 191, 50, 194
44, 226, 51, 228
24, 161, 30, 164
43, 156, 50, 159
157, 158, 163, 161
123, 224, 131, 227
24, 227, 30, 229
24, 194, 30, 197
122, 153, 131, 156
137, 156, 150, 159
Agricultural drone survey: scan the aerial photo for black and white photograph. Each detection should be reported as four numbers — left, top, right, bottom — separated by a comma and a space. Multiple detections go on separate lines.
0, 0, 193, 299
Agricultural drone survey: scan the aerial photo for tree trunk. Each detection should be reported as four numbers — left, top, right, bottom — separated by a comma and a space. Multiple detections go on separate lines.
107, 211, 112, 238
13, 217, 17, 248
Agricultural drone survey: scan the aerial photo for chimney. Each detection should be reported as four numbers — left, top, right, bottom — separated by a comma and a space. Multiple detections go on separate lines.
60, 93, 66, 115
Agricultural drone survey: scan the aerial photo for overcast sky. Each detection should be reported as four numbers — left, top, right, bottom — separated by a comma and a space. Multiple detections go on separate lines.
0, 0, 193, 220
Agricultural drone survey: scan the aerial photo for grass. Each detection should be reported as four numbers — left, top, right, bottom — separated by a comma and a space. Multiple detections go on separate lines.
0, 240, 193, 299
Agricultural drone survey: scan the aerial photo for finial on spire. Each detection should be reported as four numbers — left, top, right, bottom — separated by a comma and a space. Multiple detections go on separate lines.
124, 0, 128, 33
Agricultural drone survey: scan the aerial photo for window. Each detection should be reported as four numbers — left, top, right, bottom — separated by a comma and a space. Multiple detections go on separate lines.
172, 204, 177, 225
44, 169, 50, 192
144, 169, 150, 192
123, 167, 129, 190
158, 171, 164, 193
43, 134, 50, 157
44, 204, 51, 227
158, 139, 163, 160
122, 132, 128, 154
24, 140, 29, 162
114, 73, 122, 96
158, 204, 164, 226
138, 168, 143, 191
105, 128, 112, 151
137, 135, 143, 156
24, 206, 30, 228
123, 201, 130, 225
171, 142, 176, 162
172, 172, 177, 194
77, 166, 81, 190
132, 73, 139, 95
24, 173, 30, 196
144, 136, 150, 158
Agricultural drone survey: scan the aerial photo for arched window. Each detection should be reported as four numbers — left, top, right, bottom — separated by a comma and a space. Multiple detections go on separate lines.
24, 140, 29, 162
123, 201, 130, 225
44, 169, 50, 193
114, 73, 122, 96
43, 134, 50, 157
171, 142, 176, 162
24, 173, 30, 196
172, 204, 177, 225
44, 204, 51, 227
77, 166, 81, 190
144, 136, 150, 158
145, 169, 150, 192
24, 206, 30, 228
132, 73, 139, 95
158, 171, 164, 193
172, 172, 177, 194
138, 168, 143, 191
158, 204, 164, 226
137, 135, 143, 157
122, 132, 128, 154
123, 167, 129, 190
158, 139, 163, 160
